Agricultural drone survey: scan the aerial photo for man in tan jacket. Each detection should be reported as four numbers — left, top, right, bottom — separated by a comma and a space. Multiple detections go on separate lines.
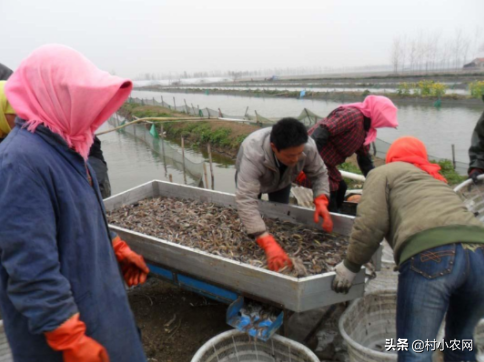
235, 118, 332, 271
333, 136, 484, 362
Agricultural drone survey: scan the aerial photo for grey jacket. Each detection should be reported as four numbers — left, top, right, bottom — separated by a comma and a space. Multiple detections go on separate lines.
235, 127, 330, 235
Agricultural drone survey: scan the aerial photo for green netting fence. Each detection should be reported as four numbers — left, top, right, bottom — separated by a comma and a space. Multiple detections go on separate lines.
108, 115, 205, 187
372, 138, 468, 175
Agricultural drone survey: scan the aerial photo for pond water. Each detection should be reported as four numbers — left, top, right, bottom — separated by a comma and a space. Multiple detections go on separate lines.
100, 90, 483, 195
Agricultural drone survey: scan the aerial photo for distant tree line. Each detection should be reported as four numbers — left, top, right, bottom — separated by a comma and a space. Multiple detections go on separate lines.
135, 64, 398, 82
390, 27, 484, 74
133, 27, 484, 81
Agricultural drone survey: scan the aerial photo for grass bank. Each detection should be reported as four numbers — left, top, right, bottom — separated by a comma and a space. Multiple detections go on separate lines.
242, 71, 484, 84
137, 86, 484, 107
119, 102, 188, 120
162, 121, 259, 158
119, 101, 259, 158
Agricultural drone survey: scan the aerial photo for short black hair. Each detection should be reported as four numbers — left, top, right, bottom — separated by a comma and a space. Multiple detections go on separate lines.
270, 118, 308, 151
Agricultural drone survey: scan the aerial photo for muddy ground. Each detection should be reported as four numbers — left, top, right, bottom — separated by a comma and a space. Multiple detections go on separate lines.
128, 277, 230, 362
129, 277, 354, 362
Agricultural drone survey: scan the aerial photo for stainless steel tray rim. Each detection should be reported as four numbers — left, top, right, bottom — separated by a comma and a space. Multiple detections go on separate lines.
104, 180, 367, 311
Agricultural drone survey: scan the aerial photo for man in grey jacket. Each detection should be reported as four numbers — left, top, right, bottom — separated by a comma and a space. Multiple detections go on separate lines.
235, 118, 332, 271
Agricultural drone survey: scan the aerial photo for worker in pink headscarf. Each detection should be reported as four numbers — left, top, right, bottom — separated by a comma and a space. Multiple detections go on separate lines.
295, 96, 398, 212
0, 45, 148, 362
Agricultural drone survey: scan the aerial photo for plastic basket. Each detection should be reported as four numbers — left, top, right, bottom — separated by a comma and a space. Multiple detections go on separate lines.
0, 321, 12, 361
453, 175, 484, 224
191, 329, 319, 362
339, 291, 484, 362
339, 291, 397, 362
477, 322, 484, 362
381, 241, 395, 266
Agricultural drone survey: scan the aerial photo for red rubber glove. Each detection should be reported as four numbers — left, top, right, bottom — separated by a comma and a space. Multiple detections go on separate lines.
314, 194, 333, 233
256, 233, 292, 272
45, 313, 109, 362
112, 236, 150, 287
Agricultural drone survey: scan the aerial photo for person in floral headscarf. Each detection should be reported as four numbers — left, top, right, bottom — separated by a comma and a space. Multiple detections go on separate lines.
296, 95, 398, 212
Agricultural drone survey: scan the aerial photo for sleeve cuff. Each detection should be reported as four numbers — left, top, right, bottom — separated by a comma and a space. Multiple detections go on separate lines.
343, 259, 362, 273
312, 191, 329, 199
249, 230, 266, 239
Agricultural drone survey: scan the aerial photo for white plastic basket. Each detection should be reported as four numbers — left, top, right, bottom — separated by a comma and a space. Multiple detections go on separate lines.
0, 321, 12, 361
454, 175, 484, 224
381, 241, 395, 266
339, 291, 484, 362
477, 322, 484, 362
191, 329, 319, 362
339, 291, 397, 362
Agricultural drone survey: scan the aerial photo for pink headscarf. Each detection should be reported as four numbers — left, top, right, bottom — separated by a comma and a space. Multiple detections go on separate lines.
5, 44, 132, 160
341, 95, 398, 145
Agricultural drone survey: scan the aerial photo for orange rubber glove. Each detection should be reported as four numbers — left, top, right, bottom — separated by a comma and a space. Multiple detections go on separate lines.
314, 194, 333, 233
256, 233, 292, 272
45, 313, 109, 362
112, 236, 150, 287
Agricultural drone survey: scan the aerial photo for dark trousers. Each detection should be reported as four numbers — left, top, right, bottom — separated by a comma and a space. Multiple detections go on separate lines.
329, 180, 347, 212
258, 184, 292, 204
235, 172, 292, 204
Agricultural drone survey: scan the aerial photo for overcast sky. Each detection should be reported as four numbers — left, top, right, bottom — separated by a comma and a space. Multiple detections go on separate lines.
1, 0, 483, 78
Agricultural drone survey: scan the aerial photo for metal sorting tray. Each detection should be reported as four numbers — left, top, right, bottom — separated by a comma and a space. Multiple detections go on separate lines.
104, 181, 367, 312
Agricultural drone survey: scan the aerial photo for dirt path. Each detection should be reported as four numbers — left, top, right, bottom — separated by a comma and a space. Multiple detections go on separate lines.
128, 277, 230, 362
